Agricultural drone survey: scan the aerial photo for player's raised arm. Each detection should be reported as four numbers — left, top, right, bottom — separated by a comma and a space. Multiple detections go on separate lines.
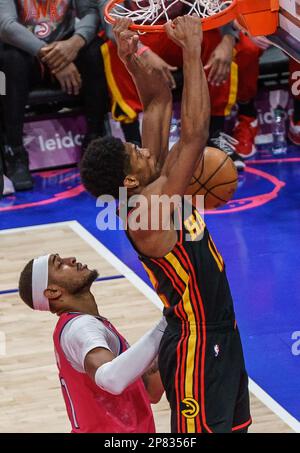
161, 16, 210, 197
113, 19, 172, 166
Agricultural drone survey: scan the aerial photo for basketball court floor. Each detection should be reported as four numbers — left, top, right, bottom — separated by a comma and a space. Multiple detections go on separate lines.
0, 143, 299, 433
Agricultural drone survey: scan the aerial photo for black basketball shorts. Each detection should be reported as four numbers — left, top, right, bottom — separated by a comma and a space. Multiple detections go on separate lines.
158, 319, 252, 433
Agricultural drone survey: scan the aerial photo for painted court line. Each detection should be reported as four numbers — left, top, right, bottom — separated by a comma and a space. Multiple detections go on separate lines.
1, 221, 299, 432
249, 380, 300, 433
0, 221, 73, 235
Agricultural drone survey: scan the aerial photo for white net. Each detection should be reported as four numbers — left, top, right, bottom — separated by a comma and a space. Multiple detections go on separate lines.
106, 0, 234, 28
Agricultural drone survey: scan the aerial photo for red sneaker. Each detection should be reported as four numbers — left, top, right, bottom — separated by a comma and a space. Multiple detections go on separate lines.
288, 116, 300, 146
232, 115, 258, 159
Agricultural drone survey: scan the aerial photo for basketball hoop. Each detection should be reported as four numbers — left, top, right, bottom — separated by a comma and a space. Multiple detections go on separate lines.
104, 0, 280, 35
104, 0, 238, 33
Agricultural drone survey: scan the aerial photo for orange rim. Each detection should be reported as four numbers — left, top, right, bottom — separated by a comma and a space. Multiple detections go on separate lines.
104, 0, 239, 33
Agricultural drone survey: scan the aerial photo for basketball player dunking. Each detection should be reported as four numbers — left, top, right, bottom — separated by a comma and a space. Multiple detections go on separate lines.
19, 254, 166, 433
81, 17, 251, 433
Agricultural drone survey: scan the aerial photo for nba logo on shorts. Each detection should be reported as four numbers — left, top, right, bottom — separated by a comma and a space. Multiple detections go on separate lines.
214, 344, 220, 357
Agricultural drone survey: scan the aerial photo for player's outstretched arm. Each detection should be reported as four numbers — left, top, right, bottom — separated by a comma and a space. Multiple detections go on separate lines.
113, 19, 172, 166
84, 317, 167, 397
160, 16, 210, 197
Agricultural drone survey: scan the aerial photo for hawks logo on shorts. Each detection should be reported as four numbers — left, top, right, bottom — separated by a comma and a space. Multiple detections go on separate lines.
180, 398, 200, 419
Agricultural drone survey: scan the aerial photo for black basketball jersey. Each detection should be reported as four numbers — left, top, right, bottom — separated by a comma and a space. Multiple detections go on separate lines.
127, 202, 236, 325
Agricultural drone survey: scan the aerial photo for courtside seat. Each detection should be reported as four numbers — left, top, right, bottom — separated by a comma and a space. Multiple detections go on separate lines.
27, 88, 81, 107
25, 87, 111, 136
259, 46, 289, 75
25, 86, 112, 137
258, 46, 289, 88
25, 86, 84, 118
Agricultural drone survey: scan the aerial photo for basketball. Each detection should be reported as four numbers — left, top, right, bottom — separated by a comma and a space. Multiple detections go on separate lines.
186, 147, 238, 210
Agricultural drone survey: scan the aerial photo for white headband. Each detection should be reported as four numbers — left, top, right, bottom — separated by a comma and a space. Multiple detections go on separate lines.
32, 255, 50, 311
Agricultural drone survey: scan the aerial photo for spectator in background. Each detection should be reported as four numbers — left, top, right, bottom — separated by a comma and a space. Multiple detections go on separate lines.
232, 28, 269, 158
0, 0, 109, 191
233, 23, 300, 155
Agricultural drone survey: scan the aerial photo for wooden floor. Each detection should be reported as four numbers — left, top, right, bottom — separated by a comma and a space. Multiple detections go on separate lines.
0, 224, 293, 433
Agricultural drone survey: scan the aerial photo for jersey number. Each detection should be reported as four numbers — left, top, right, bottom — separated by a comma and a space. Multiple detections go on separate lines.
184, 212, 224, 272
184, 211, 205, 242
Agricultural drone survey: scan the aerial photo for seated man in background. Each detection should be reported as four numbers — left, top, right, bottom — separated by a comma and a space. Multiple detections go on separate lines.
19, 253, 166, 433
0, 0, 109, 191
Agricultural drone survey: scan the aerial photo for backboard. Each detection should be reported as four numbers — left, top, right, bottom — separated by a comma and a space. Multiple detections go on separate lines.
267, 0, 300, 63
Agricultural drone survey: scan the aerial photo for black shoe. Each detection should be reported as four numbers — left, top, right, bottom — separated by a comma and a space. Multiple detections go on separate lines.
208, 131, 245, 171
4, 145, 33, 191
